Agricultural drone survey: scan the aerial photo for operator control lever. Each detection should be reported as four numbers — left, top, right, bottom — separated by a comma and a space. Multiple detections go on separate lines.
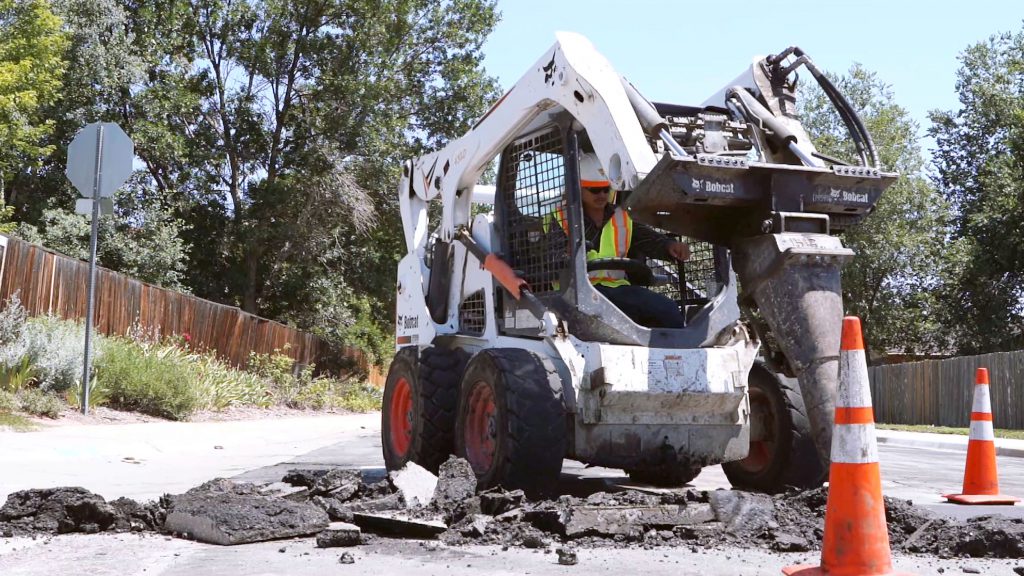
454, 227, 548, 322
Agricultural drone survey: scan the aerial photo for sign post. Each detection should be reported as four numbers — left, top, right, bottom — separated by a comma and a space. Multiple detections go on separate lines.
65, 122, 134, 414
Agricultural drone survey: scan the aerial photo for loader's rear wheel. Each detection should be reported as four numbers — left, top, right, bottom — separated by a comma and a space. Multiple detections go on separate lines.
626, 462, 702, 487
382, 347, 467, 474
722, 363, 826, 493
455, 349, 566, 499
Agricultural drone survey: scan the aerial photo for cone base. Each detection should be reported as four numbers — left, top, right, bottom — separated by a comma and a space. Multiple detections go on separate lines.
944, 493, 1020, 505
782, 564, 917, 575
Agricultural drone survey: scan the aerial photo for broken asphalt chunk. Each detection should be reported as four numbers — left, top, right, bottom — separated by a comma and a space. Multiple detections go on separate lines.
431, 457, 477, 508
164, 491, 328, 545
258, 482, 311, 502
350, 512, 446, 539
0, 487, 119, 535
480, 488, 524, 516
316, 522, 362, 548
564, 505, 714, 538
388, 462, 438, 508
556, 546, 578, 565
708, 490, 776, 535
282, 468, 363, 500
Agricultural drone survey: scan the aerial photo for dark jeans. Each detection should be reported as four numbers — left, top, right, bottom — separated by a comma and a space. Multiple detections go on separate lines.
594, 284, 686, 329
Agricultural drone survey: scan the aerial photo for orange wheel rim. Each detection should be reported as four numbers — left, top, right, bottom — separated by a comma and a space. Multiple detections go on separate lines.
736, 388, 776, 473
389, 377, 413, 457
739, 439, 773, 472
465, 380, 497, 475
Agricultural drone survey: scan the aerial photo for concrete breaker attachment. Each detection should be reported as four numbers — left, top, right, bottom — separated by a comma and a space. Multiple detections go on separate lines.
625, 152, 896, 466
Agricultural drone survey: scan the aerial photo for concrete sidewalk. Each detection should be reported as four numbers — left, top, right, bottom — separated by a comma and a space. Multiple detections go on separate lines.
876, 428, 1024, 458
0, 412, 380, 504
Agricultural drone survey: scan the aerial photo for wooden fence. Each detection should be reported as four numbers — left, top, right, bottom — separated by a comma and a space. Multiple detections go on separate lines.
0, 234, 385, 385
869, 350, 1024, 429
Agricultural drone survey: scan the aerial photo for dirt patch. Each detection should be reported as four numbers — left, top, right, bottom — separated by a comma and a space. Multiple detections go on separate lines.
19, 405, 359, 429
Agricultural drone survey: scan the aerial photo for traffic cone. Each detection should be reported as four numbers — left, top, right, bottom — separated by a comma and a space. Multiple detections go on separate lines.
943, 368, 1020, 505
783, 317, 915, 576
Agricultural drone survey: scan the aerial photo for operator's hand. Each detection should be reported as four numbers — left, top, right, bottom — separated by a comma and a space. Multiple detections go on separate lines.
667, 240, 690, 262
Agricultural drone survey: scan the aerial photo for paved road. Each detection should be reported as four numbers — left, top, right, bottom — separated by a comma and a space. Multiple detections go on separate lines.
2, 414, 1023, 575
0, 413, 381, 504
233, 418, 1024, 522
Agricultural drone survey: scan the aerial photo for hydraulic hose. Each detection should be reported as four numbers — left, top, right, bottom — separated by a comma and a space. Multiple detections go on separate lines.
767, 47, 880, 169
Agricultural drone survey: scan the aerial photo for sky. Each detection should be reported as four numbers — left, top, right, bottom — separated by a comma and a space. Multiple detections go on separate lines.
481, 0, 1024, 156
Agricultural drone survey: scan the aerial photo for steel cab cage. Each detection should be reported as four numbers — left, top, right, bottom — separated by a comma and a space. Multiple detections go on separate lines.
493, 121, 739, 349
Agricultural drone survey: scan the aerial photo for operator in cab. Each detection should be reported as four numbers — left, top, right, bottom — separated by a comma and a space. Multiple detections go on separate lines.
546, 152, 690, 329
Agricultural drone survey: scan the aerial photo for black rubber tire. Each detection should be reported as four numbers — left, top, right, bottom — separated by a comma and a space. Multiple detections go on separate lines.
722, 362, 826, 493
455, 349, 567, 499
381, 347, 467, 474
626, 462, 702, 487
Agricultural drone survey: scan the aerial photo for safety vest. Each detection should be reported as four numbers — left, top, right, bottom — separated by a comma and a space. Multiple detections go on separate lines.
545, 205, 633, 288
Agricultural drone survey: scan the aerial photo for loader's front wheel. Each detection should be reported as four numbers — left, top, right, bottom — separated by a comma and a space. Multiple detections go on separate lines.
455, 349, 566, 499
382, 347, 466, 474
722, 362, 826, 493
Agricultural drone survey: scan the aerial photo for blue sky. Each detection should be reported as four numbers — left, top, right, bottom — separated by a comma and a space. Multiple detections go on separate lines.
482, 0, 1024, 154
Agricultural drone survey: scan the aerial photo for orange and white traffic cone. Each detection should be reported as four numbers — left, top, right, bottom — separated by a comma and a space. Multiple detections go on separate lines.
943, 368, 1020, 505
783, 316, 915, 576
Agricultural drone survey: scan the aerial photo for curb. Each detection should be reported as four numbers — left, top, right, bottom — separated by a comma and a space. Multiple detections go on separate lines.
876, 433, 1024, 459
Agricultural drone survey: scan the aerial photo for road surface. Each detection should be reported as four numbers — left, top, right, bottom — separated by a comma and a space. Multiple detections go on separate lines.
1, 413, 1022, 575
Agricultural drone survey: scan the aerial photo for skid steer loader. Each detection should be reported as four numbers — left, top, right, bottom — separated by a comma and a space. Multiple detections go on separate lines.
382, 32, 895, 497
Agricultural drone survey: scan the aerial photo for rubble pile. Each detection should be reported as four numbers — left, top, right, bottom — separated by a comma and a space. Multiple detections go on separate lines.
2, 457, 1023, 560
0, 487, 167, 536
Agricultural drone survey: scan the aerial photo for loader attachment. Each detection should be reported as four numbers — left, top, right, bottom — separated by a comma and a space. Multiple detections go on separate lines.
624, 152, 896, 466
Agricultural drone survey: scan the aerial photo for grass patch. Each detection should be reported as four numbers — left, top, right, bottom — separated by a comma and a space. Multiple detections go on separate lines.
876, 423, 1024, 440
0, 411, 37, 431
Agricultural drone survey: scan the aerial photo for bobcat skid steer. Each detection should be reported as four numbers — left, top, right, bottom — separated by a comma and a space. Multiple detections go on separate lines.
382, 32, 895, 497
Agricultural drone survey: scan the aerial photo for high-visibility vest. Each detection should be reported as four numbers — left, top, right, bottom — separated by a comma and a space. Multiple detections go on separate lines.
544, 205, 633, 288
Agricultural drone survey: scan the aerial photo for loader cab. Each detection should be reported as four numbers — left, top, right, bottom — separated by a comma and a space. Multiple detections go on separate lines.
493, 123, 742, 348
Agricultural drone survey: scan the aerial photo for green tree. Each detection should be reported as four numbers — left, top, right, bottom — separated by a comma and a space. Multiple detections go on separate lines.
930, 25, 1024, 354
6, 0, 499, 360
0, 0, 67, 199
2, 0, 191, 289
15, 184, 191, 290
800, 64, 951, 359
114, 0, 499, 354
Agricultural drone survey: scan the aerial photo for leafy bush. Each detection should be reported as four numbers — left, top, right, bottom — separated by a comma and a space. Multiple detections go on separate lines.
248, 348, 313, 408
0, 296, 85, 393
335, 379, 382, 412
332, 296, 392, 367
0, 294, 30, 377
0, 294, 380, 419
97, 337, 277, 419
247, 349, 380, 411
96, 337, 199, 420
16, 388, 63, 418
0, 356, 36, 393
22, 316, 85, 392
189, 352, 272, 410
0, 389, 16, 412
0, 293, 27, 345
65, 375, 109, 410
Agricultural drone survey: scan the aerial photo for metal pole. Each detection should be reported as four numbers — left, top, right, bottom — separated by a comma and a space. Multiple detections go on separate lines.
81, 125, 105, 415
